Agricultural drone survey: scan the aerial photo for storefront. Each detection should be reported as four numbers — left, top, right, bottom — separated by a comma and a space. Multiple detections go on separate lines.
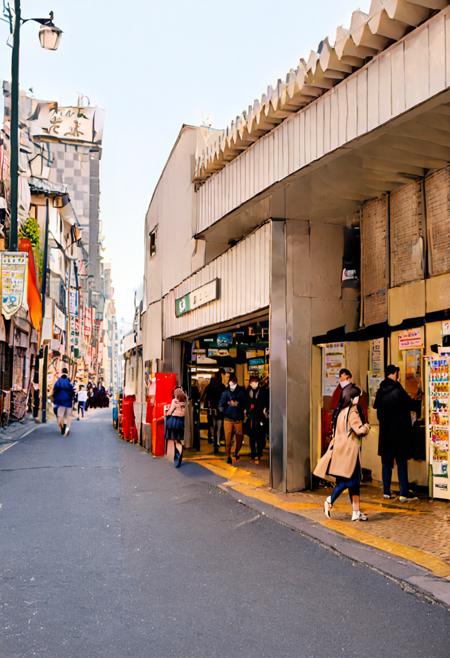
314, 318, 450, 498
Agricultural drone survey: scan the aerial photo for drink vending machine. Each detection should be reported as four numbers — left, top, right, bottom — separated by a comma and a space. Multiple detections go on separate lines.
426, 356, 450, 500
146, 373, 177, 457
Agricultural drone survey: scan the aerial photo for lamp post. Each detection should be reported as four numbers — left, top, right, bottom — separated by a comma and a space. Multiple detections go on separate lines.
7, 1, 62, 250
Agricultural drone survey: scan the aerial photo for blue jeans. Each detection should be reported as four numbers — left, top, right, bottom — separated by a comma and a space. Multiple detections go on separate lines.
331, 462, 361, 504
382, 457, 409, 497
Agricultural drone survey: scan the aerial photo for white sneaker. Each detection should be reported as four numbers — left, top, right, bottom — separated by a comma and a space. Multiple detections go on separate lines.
64, 427, 70, 437
351, 511, 368, 521
399, 495, 418, 503
383, 494, 395, 499
324, 496, 332, 519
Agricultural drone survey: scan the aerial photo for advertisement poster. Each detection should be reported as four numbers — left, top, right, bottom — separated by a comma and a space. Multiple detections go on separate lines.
428, 357, 450, 500
368, 373, 383, 405
405, 349, 422, 398
322, 343, 345, 397
1, 252, 28, 319
370, 338, 384, 374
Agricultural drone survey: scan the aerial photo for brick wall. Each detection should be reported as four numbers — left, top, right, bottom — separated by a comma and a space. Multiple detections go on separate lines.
361, 196, 388, 326
390, 181, 424, 287
425, 167, 450, 277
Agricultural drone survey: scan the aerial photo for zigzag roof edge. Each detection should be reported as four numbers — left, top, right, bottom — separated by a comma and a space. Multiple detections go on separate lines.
194, 1, 449, 182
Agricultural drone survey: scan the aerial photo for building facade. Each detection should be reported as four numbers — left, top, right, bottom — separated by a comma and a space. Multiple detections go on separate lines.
0, 84, 118, 422
141, 2, 450, 493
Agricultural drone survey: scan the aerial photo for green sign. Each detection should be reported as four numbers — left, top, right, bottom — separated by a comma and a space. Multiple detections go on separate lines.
175, 279, 219, 317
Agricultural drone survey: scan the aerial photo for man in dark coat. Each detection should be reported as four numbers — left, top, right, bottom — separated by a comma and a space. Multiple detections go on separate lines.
245, 376, 269, 463
374, 364, 417, 502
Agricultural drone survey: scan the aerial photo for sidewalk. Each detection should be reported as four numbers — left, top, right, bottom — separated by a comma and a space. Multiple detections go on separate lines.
0, 414, 38, 448
185, 453, 450, 585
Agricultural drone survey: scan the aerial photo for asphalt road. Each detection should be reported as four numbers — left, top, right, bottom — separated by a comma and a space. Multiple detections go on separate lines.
0, 411, 448, 658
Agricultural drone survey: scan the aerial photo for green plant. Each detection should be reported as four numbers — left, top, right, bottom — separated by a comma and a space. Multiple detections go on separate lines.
19, 217, 42, 280
19, 216, 40, 248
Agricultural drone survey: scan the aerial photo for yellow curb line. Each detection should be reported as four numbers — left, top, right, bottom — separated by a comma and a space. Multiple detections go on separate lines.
188, 457, 450, 580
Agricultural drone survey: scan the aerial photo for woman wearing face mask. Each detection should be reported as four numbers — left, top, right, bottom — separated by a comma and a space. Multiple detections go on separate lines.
314, 384, 370, 521
245, 376, 269, 464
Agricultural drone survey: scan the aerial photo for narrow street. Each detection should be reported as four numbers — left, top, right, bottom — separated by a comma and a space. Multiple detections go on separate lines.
0, 411, 448, 658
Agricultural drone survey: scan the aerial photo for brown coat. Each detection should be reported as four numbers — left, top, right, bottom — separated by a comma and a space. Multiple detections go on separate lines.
314, 405, 370, 480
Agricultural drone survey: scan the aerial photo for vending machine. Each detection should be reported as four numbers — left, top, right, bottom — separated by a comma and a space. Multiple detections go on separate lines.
426, 356, 450, 500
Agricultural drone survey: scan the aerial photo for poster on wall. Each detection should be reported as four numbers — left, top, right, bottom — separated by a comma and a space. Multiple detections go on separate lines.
322, 343, 345, 397
1, 252, 28, 319
367, 373, 383, 405
404, 349, 422, 398
370, 338, 384, 374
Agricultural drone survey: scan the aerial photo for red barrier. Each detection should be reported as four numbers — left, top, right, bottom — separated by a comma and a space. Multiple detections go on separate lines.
122, 395, 137, 441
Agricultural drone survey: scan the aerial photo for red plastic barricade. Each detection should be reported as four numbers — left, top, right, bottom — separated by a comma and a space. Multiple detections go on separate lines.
149, 373, 177, 456
122, 395, 137, 441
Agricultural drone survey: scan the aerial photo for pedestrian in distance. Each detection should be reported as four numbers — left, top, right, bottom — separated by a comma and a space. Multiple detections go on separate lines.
165, 387, 187, 468
52, 367, 75, 437
373, 364, 418, 503
314, 384, 371, 521
245, 375, 269, 464
77, 384, 88, 420
219, 374, 246, 465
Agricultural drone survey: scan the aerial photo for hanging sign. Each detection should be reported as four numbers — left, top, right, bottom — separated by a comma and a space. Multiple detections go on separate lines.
398, 329, 423, 350
175, 279, 219, 317
1, 251, 28, 320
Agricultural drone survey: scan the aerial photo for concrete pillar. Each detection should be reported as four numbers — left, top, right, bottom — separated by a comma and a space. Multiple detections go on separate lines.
270, 218, 352, 492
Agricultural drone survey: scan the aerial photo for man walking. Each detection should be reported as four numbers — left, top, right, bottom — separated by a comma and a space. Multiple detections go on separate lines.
374, 364, 417, 502
53, 367, 75, 437
219, 374, 246, 465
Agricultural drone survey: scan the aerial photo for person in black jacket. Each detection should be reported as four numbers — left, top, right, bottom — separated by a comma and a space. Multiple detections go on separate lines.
202, 373, 225, 452
245, 376, 269, 464
219, 375, 246, 465
374, 364, 417, 502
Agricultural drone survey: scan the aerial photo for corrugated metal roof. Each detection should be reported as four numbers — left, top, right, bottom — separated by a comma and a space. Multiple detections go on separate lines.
194, 0, 449, 183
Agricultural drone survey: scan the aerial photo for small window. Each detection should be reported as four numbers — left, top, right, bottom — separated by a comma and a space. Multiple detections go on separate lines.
149, 228, 157, 257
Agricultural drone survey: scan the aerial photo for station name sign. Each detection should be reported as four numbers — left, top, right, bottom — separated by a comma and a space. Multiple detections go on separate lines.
175, 279, 220, 317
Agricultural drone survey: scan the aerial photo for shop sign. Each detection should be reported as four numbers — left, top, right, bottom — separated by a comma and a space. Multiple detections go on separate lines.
398, 329, 423, 350
208, 348, 230, 357
1, 252, 28, 320
28, 103, 103, 145
191, 348, 206, 355
54, 305, 66, 332
248, 357, 265, 366
69, 288, 78, 316
175, 279, 219, 317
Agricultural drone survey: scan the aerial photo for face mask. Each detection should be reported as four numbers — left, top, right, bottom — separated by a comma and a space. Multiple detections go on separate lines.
340, 379, 351, 389
250, 382, 258, 390
229, 383, 237, 392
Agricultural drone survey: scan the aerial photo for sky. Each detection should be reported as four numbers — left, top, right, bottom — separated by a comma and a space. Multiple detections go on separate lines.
0, 0, 370, 323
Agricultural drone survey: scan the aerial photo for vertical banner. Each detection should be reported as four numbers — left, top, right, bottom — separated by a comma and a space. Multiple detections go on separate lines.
1, 251, 28, 319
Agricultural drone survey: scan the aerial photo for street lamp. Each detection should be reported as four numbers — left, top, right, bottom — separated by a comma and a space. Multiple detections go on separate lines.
5, 2, 63, 251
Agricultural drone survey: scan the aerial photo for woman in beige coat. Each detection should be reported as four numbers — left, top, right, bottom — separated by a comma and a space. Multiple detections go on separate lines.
314, 384, 370, 521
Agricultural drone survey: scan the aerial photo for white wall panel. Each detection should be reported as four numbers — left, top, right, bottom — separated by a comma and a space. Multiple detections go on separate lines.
196, 11, 449, 235
164, 224, 270, 338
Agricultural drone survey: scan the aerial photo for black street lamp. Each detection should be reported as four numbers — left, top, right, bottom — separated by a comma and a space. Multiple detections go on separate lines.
5, 1, 62, 250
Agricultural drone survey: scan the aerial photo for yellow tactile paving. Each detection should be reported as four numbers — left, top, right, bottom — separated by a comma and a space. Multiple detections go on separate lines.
186, 455, 450, 580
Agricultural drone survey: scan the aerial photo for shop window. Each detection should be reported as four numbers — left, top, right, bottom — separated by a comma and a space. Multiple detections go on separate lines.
149, 228, 157, 257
